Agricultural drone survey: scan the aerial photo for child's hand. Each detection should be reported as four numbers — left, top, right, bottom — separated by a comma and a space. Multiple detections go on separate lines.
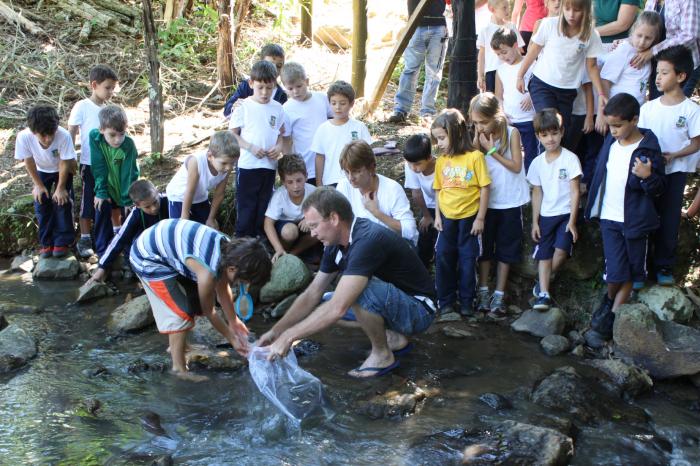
516, 76, 526, 94
52, 187, 69, 206
206, 217, 219, 230
249, 144, 265, 158
630, 49, 653, 69
566, 221, 578, 243
662, 152, 675, 165
94, 197, 109, 210
580, 183, 588, 195
471, 217, 484, 235
298, 219, 310, 233
419, 214, 434, 232
86, 267, 106, 286
632, 157, 652, 179
32, 184, 48, 203
583, 115, 594, 134
531, 224, 541, 242
478, 132, 496, 152
229, 317, 250, 357
272, 250, 286, 263
361, 191, 379, 216
434, 215, 443, 232
595, 113, 607, 135
520, 94, 533, 111
266, 144, 283, 161
477, 75, 486, 92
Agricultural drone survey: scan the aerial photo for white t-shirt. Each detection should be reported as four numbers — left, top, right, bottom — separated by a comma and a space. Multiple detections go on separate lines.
531, 17, 604, 89
475, 4, 491, 36
497, 61, 534, 123
283, 92, 332, 179
601, 140, 640, 222
229, 98, 290, 170
485, 127, 530, 209
639, 98, 700, 174
14, 127, 76, 173
165, 151, 228, 203
264, 183, 316, 221
67, 98, 103, 165
526, 147, 582, 216
477, 22, 525, 73
600, 41, 650, 105
309, 119, 372, 185
336, 174, 418, 244
404, 162, 436, 209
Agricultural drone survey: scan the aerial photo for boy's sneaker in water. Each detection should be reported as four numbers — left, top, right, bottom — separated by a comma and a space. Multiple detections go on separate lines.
52, 246, 70, 258
476, 288, 491, 312
533, 294, 552, 311
656, 269, 674, 286
488, 293, 507, 318
39, 246, 52, 258
77, 237, 94, 258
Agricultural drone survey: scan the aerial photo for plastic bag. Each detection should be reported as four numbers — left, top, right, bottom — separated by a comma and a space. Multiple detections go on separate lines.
248, 345, 326, 424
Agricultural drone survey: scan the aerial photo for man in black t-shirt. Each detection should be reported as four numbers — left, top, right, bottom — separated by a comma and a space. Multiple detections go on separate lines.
260, 188, 436, 378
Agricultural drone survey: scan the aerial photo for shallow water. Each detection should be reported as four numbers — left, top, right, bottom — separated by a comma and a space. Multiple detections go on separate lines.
0, 266, 699, 465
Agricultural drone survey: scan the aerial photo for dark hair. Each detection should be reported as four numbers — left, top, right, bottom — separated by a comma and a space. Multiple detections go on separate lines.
302, 187, 354, 222
404, 134, 432, 162
128, 179, 158, 203
277, 153, 307, 179
249, 60, 278, 83
98, 104, 128, 131
431, 108, 474, 155
603, 93, 640, 121
327, 80, 355, 103
340, 140, 375, 171
89, 64, 118, 84
219, 238, 272, 287
655, 45, 694, 84
533, 108, 563, 133
27, 105, 59, 135
259, 43, 285, 59
490, 27, 518, 50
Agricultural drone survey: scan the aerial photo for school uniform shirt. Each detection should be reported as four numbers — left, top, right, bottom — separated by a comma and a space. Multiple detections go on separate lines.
229, 98, 290, 170
14, 127, 76, 173
404, 162, 436, 209
264, 183, 316, 221
283, 92, 333, 179
166, 151, 228, 203
526, 148, 582, 216
530, 17, 604, 89
67, 98, 103, 165
433, 151, 491, 219
309, 119, 372, 185
600, 41, 651, 105
336, 174, 419, 244
639, 97, 700, 174
477, 22, 525, 73
485, 127, 530, 209
496, 61, 535, 123
600, 140, 641, 222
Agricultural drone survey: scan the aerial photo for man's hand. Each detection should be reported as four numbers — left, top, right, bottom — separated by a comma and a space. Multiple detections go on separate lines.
267, 333, 292, 360
419, 214, 434, 233
566, 221, 578, 243
471, 217, 484, 235
258, 328, 278, 347
531, 223, 541, 242
298, 219, 310, 233
94, 197, 109, 210
32, 183, 48, 204
632, 157, 652, 179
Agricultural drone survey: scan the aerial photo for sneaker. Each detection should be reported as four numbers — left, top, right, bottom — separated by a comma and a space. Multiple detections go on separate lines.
77, 236, 94, 258
52, 246, 70, 258
532, 281, 541, 298
590, 294, 614, 337
476, 288, 491, 312
584, 329, 610, 349
459, 305, 475, 317
437, 304, 461, 322
39, 246, 52, 258
632, 281, 645, 291
489, 293, 506, 318
657, 269, 674, 286
387, 111, 407, 124
533, 294, 552, 311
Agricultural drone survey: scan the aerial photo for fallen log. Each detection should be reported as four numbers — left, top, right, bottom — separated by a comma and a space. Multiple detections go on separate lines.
0, 0, 45, 36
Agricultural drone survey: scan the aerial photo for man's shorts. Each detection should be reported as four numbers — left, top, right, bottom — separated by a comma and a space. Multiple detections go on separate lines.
601, 220, 648, 283
140, 275, 202, 333
533, 214, 573, 260
480, 206, 523, 264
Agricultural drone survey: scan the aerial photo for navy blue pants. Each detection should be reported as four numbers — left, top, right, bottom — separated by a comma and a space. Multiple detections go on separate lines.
512, 121, 539, 173
417, 207, 439, 269
236, 168, 275, 237
79, 164, 95, 220
569, 115, 604, 187
168, 200, 211, 224
484, 70, 496, 93
435, 215, 480, 312
94, 200, 125, 257
36, 171, 74, 248
528, 75, 577, 149
653, 172, 687, 269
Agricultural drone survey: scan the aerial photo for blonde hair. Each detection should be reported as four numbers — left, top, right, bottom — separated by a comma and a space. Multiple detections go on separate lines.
430, 109, 473, 156
469, 93, 509, 156
558, 0, 593, 41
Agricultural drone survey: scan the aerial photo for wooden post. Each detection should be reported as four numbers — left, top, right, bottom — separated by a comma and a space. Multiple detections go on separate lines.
233, 0, 251, 46
352, 0, 367, 98
447, 0, 477, 116
142, 0, 164, 156
217, 0, 234, 94
300, 0, 312, 46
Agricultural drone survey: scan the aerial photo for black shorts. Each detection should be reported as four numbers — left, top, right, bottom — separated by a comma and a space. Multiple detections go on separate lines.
533, 214, 573, 260
480, 206, 523, 264
601, 220, 648, 283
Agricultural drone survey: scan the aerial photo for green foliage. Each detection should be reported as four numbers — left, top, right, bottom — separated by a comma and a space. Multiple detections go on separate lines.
140, 151, 166, 170
0, 194, 38, 254
157, 2, 219, 71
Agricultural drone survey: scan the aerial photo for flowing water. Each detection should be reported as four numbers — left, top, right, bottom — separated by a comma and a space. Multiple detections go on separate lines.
0, 265, 699, 465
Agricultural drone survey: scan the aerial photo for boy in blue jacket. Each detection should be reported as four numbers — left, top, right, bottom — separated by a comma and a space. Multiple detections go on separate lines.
583, 93, 666, 348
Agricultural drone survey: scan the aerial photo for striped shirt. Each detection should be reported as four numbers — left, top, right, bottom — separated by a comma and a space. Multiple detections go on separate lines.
130, 219, 226, 281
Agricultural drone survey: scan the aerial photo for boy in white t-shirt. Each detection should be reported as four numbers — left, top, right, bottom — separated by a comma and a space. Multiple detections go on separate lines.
526, 109, 582, 311
403, 134, 437, 268
477, 0, 524, 93
14, 106, 77, 258
67, 64, 118, 258
230, 60, 290, 238
309, 80, 372, 186
280, 62, 332, 186
263, 154, 318, 262
638, 46, 700, 285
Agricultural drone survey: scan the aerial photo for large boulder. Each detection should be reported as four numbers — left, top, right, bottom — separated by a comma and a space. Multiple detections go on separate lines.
32, 256, 80, 280
260, 254, 312, 303
560, 220, 603, 280
190, 311, 228, 347
587, 359, 653, 397
613, 303, 700, 378
0, 324, 37, 373
540, 335, 570, 356
108, 295, 155, 335
511, 308, 566, 337
636, 285, 694, 323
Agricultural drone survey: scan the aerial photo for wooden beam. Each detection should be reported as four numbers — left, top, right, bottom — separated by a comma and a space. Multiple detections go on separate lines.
299, 0, 312, 46
142, 0, 164, 156
351, 0, 367, 98
365, 0, 432, 116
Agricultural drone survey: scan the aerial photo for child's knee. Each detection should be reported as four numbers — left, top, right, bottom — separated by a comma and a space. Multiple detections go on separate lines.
280, 223, 300, 243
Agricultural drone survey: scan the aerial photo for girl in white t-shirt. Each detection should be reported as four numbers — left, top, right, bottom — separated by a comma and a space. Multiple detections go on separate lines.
469, 93, 530, 317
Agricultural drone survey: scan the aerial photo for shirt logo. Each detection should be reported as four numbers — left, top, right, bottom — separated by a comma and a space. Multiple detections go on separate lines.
269, 115, 277, 127
576, 42, 586, 53
559, 168, 568, 180
52, 149, 59, 158
676, 116, 687, 128
351, 131, 359, 140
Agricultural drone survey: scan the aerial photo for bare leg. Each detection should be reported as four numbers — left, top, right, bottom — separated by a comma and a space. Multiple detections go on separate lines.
168, 332, 188, 373
551, 248, 568, 274
289, 233, 320, 256
385, 329, 408, 352
611, 282, 633, 310
538, 259, 553, 294
495, 262, 510, 292
478, 260, 491, 288
348, 304, 395, 377
684, 189, 700, 218
79, 218, 92, 235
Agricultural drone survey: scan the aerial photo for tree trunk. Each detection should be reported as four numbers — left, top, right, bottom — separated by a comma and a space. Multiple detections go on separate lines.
233, 0, 251, 46
300, 0, 312, 45
352, 0, 367, 98
217, 0, 234, 95
142, 0, 164, 156
447, 0, 477, 116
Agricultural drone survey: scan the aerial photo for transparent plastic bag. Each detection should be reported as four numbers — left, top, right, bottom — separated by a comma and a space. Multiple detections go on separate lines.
248, 345, 326, 424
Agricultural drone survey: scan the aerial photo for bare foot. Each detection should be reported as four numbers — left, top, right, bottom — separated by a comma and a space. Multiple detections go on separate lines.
347, 350, 395, 378
167, 344, 192, 354
171, 370, 209, 382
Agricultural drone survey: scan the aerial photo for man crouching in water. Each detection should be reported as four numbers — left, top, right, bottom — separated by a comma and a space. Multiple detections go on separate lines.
260, 188, 436, 378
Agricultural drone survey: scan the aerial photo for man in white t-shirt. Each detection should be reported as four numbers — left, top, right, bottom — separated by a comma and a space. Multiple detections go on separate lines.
15, 106, 77, 258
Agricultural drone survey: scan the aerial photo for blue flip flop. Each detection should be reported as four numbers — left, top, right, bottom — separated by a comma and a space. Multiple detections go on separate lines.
350, 360, 400, 378
235, 283, 254, 322
392, 342, 414, 357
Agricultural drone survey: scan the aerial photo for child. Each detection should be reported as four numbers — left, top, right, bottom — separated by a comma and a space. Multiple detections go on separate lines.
263, 154, 318, 262
130, 219, 272, 379
638, 45, 700, 285
432, 109, 491, 317
491, 27, 538, 172
165, 130, 238, 228
223, 43, 287, 117
229, 60, 289, 238
527, 109, 582, 310
477, 0, 524, 93
517, 0, 606, 148
281, 62, 333, 186
470, 93, 530, 317
600, 11, 663, 105
14, 106, 76, 258
584, 93, 666, 348
68, 64, 118, 258
310, 80, 372, 187
88, 179, 170, 284
90, 105, 139, 258
403, 133, 438, 269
